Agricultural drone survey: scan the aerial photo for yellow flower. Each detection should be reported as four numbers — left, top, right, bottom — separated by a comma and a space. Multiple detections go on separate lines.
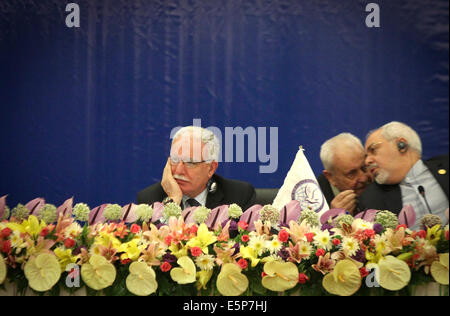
54, 247, 80, 272
7, 215, 46, 238
118, 240, 143, 262
126, 261, 158, 296
262, 261, 298, 292
95, 231, 122, 250
186, 223, 217, 254
240, 246, 260, 267
216, 263, 248, 296
322, 259, 361, 296
426, 225, 442, 246
24, 253, 61, 292
81, 254, 117, 290
430, 253, 449, 285
377, 255, 411, 291
168, 243, 188, 259
365, 244, 384, 264
0, 254, 6, 285
170, 256, 196, 284
196, 270, 213, 290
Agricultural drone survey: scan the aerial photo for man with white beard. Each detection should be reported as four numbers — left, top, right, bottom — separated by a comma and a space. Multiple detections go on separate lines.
358, 121, 449, 227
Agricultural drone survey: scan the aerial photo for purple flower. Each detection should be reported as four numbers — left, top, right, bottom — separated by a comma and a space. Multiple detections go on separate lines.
162, 253, 177, 264
277, 247, 290, 261
321, 223, 335, 235
373, 223, 384, 234
228, 220, 238, 231
231, 242, 240, 256
351, 249, 366, 263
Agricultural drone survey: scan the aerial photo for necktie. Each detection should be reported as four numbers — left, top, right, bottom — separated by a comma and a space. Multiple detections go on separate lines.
186, 198, 201, 208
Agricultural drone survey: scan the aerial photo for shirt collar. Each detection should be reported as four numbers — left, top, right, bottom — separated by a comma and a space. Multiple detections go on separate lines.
402, 159, 427, 185
182, 188, 208, 207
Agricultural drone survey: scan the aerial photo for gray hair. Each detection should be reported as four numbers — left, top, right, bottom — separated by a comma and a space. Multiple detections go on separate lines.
172, 126, 220, 162
367, 121, 422, 157
320, 133, 364, 171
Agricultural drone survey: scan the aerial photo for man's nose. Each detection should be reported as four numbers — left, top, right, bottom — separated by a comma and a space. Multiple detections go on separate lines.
365, 154, 373, 166
173, 161, 186, 174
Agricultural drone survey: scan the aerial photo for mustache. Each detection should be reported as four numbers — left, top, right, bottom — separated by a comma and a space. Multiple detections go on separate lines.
173, 174, 190, 182
367, 163, 378, 169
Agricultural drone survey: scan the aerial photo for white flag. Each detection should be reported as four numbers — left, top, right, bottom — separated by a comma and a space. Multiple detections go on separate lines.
273, 146, 329, 216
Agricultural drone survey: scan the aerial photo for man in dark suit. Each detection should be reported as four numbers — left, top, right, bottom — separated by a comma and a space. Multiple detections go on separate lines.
317, 133, 371, 214
137, 126, 256, 211
358, 121, 449, 229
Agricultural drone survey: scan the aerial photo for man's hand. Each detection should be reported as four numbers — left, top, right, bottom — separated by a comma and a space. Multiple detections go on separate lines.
330, 190, 357, 215
161, 158, 183, 205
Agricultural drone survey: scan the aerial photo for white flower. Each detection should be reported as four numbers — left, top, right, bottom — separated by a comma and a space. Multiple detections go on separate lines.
313, 230, 332, 250
228, 204, 243, 219
266, 236, 282, 254
353, 218, 373, 231
298, 241, 312, 259
162, 202, 182, 223
342, 237, 360, 257
134, 204, 153, 223
248, 235, 267, 256
193, 206, 212, 224
64, 222, 83, 239
195, 254, 215, 271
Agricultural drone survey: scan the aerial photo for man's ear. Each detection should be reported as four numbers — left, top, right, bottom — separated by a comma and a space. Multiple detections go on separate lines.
323, 170, 336, 186
208, 161, 219, 178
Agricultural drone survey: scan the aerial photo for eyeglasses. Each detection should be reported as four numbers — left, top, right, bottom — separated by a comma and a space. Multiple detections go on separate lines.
169, 156, 211, 169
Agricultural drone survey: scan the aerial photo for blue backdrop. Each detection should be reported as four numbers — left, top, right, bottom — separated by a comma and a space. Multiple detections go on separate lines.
0, 0, 448, 209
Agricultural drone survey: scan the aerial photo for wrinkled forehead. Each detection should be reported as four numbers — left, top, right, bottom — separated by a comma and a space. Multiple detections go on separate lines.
365, 129, 386, 150
170, 133, 206, 160
333, 146, 366, 169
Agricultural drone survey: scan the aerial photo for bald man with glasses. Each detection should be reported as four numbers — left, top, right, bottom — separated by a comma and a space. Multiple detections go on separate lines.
137, 126, 256, 211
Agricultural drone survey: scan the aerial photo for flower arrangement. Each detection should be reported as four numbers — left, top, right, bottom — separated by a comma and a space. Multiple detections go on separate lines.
0, 197, 448, 296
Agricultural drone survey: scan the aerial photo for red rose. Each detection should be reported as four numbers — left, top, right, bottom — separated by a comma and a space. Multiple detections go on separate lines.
315, 248, 326, 257
298, 273, 310, 284
417, 230, 427, 239
445, 230, 449, 241
1, 240, 11, 254
237, 258, 248, 270
160, 262, 172, 272
190, 247, 202, 257
40, 227, 49, 237
332, 238, 341, 246
241, 235, 250, 243
359, 267, 369, 278
396, 224, 407, 231
278, 230, 289, 243
261, 272, 267, 278
121, 258, 131, 265
64, 238, 76, 248
130, 224, 141, 234
305, 233, 315, 243
364, 229, 376, 239
190, 225, 198, 235
238, 221, 248, 230
0, 227, 12, 239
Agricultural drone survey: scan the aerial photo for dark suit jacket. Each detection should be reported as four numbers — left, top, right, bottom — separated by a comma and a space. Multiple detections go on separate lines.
137, 174, 256, 211
317, 173, 336, 207
357, 154, 449, 215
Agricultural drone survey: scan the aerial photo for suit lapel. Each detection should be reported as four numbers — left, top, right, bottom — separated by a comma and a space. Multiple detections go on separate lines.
424, 159, 449, 198
206, 186, 224, 209
379, 184, 403, 215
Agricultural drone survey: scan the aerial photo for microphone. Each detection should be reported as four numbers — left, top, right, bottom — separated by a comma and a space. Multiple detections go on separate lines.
417, 186, 432, 214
